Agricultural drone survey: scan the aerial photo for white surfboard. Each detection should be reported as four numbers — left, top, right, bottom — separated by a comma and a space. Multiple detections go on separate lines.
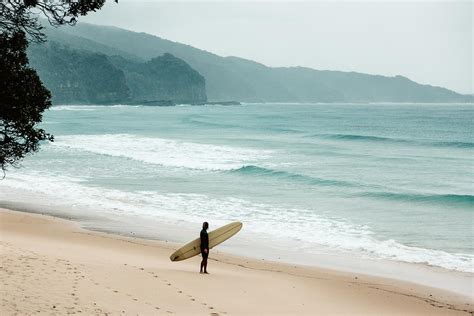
170, 222, 243, 262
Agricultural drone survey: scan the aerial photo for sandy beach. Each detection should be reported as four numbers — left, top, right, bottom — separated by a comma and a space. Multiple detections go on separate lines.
1, 208, 472, 315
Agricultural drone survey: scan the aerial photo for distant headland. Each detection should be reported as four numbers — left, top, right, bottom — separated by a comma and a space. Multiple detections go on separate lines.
27, 22, 472, 105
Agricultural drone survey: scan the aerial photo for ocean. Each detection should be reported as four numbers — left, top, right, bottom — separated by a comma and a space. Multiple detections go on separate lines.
1, 103, 473, 274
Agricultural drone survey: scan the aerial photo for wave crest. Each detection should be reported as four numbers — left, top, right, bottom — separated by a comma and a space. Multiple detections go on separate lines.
360, 192, 473, 207
308, 133, 474, 149
229, 165, 354, 187
53, 134, 272, 171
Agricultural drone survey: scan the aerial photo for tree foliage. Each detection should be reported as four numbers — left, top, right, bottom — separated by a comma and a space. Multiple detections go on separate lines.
0, 0, 116, 173
0, 31, 52, 173
0, 0, 109, 42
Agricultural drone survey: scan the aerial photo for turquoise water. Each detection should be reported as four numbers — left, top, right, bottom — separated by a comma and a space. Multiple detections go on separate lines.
1, 103, 473, 272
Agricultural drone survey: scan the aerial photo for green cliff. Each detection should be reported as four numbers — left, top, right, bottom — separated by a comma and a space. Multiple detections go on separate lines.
28, 42, 130, 105
109, 53, 206, 104
27, 40, 207, 105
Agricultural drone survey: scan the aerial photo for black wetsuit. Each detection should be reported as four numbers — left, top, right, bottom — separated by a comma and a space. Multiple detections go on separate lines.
200, 229, 209, 259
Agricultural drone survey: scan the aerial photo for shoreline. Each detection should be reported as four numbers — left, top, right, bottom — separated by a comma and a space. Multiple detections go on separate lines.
1, 198, 472, 297
1, 207, 472, 315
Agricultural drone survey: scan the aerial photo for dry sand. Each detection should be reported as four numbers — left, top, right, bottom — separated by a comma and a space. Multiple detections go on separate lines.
0, 208, 472, 315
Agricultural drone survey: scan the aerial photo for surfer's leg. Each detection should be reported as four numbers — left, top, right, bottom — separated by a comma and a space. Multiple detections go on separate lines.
204, 250, 209, 273
200, 250, 209, 273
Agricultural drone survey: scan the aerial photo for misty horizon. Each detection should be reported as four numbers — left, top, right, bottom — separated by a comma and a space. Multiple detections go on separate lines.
78, 1, 473, 95
53, 19, 467, 96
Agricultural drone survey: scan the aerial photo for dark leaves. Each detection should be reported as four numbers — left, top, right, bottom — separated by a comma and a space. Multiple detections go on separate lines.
0, 31, 53, 172
1, 1, 116, 173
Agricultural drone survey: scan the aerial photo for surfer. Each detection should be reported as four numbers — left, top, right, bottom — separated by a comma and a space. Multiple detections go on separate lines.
200, 222, 209, 274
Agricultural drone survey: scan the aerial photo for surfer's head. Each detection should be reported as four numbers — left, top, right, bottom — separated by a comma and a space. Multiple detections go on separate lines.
202, 222, 209, 230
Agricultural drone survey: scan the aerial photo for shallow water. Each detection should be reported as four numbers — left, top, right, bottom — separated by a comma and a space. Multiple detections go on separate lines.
1, 103, 473, 273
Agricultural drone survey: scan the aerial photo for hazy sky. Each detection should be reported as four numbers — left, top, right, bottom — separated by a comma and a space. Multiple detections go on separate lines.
81, 1, 472, 94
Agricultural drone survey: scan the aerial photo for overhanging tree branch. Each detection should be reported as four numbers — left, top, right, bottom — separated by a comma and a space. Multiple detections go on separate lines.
1, 0, 118, 173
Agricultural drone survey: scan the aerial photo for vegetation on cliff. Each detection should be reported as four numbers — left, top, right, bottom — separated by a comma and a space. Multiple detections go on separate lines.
27, 41, 207, 105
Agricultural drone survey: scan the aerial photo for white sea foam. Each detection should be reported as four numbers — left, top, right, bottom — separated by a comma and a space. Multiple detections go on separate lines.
52, 134, 272, 171
1, 172, 472, 273
50, 105, 101, 111
50, 105, 142, 111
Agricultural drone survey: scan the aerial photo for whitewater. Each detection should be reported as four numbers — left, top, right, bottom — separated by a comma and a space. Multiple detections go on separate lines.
0, 103, 472, 275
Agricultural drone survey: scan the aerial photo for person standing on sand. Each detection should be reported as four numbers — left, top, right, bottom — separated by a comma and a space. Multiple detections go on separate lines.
200, 222, 209, 274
